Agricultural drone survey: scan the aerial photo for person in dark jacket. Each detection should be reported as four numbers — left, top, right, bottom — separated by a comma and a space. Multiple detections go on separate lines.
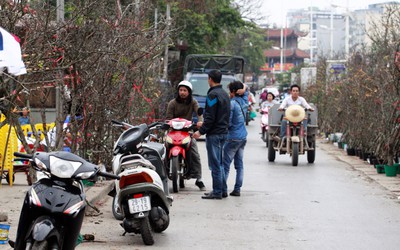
166, 80, 205, 190
193, 70, 230, 199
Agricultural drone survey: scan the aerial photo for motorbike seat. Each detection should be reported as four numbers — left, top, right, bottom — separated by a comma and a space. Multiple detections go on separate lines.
143, 142, 165, 158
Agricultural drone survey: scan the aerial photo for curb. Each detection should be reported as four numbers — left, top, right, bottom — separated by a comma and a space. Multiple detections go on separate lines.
318, 139, 400, 197
85, 180, 115, 215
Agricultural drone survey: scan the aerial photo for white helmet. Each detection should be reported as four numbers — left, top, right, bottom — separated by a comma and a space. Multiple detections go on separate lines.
177, 80, 192, 91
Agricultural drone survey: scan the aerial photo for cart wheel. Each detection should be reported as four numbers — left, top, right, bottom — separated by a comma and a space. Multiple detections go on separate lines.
5, 173, 15, 184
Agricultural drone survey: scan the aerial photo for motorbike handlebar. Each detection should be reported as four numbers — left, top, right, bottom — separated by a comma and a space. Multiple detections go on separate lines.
14, 152, 33, 159
98, 170, 120, 180
148, 122, 162, 129
111, 119, 122, 125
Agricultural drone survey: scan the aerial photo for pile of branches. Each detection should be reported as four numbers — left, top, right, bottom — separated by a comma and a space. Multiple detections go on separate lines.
0, 0, 171, 165
305, 5, 400, 165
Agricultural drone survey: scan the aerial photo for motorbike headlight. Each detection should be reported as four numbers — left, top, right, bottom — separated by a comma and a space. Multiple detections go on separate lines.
171, 120, 186, 130
34, 158, 48, 171
49, 156, 82, 178
182, 136, 191, 147
165, 135, 173, 145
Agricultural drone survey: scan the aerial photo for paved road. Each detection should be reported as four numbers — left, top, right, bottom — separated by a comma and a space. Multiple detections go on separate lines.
76, 116, 400, 250
2, 114, 400, 250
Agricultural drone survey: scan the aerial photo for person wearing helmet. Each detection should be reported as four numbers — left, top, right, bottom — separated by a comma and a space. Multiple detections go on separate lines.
166, 80, 206, 191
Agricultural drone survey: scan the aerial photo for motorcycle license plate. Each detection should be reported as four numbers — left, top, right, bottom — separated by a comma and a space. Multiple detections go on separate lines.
128, 196, 151, 214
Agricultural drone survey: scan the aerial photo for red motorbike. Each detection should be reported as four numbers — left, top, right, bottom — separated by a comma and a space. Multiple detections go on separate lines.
163, 118, 196, 193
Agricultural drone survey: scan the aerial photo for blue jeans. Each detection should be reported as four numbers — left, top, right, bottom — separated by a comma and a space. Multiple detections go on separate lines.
222, 139, 246, 193
280, 119, 308, 138
205, 134, 227, 197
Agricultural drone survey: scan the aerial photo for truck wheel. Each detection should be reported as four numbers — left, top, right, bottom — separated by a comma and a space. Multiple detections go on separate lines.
268, 139, 275, 162
292, 142, 299, 166
307, 149, 315, 164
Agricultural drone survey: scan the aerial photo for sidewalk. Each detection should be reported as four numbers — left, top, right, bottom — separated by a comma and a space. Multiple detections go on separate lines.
317, 138, 400, 198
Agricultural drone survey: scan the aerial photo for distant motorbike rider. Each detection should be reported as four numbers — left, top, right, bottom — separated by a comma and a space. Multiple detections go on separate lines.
166, 81, 206, 191
278, 84, 314, 139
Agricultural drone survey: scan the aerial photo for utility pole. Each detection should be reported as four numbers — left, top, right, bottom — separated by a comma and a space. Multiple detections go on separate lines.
330, 7, 334, 59
309, 7, 313, 64
280, 27, 283, 73
162, 4, 170, 80
55, 0, 64, 151
56, 0, 64, 119
345, 11, 349, 60
56, 0, 64, 23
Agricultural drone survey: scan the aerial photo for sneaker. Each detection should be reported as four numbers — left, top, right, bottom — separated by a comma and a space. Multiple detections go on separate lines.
195, 180, 206, 191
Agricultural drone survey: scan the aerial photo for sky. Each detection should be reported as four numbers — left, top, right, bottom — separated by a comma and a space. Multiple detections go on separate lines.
259, 0, 400, 26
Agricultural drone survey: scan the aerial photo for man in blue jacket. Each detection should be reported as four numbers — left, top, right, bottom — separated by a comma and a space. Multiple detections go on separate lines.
193, 69, 230, 200
222, 81, 248, 197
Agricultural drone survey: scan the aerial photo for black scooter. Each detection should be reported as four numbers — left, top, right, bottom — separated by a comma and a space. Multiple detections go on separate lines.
10, 151, 119, 250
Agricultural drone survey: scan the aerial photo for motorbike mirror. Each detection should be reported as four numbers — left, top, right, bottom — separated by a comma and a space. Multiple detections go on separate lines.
161, 123, 170, 130
197, 107, 204, 116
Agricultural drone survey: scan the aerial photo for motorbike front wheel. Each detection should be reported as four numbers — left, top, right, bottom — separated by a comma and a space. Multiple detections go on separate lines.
32, 240, 48, 250
140, 217, 154, 245
112, 196, 124, 221
170, 156, 179, 193
292, 142, 299, 166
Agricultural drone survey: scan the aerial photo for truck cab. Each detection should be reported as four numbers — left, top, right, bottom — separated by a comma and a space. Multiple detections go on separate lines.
183, 54, 245, 123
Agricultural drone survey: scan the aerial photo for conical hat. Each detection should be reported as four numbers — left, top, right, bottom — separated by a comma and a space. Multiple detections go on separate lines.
285, 105, 305, 123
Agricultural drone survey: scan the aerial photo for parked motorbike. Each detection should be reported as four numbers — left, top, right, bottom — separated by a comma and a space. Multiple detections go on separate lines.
110, 120, 172, 245
268, 104, 317, 166
11, 151, 119, 250
162, 117, 197, 193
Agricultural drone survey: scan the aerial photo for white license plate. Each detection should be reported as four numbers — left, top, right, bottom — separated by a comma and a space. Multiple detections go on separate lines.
128, 196, 151, 214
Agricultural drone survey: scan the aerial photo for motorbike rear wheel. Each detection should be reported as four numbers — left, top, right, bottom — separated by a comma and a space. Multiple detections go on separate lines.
150, 206, 170, 233
170, 156, 179, 193
140, 217, 154, 245
292, 142, 299, 166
